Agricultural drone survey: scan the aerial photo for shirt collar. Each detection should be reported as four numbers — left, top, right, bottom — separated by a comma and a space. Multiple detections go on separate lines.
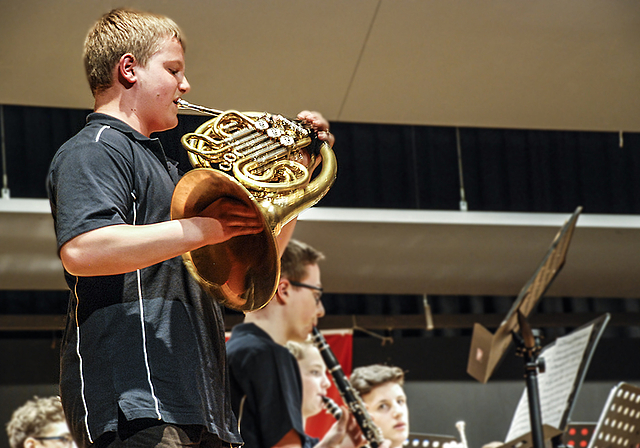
87, 112, 175, 173
232, 322, 274, 343
87, 112, 154, 143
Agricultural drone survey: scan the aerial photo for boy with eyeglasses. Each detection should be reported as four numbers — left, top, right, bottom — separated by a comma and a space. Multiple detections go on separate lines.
227, 239, 365, 448
6, 396, 76, 448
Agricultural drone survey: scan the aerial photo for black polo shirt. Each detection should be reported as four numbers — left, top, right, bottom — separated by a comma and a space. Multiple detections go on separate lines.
227, 323, 307, 448
47, 113, 242, 447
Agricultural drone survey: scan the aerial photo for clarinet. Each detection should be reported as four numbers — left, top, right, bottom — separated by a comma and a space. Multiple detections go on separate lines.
311, 327, 384, 448
321, 395, 343, 420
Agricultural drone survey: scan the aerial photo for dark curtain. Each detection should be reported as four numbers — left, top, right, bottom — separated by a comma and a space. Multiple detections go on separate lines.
4, 105, 639, 215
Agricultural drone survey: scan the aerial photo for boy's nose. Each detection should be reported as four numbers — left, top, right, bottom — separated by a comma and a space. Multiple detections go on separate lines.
181, 76, 191, 93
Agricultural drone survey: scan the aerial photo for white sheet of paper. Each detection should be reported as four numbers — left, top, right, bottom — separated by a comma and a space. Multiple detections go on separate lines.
505, 324, 593, 443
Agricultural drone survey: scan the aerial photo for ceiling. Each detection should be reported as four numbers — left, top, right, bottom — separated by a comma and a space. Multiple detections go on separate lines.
1, 0, 639, 132
1, 1, 639, 300
2, 199, 640, 299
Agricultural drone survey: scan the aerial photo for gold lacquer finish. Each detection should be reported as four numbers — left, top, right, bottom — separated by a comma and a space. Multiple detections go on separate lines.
171, 99, 337, 311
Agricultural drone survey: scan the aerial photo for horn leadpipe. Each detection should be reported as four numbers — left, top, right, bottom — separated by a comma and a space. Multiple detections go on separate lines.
176, 98, 223, 116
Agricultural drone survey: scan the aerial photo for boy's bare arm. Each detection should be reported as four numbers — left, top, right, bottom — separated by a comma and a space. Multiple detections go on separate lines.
60, 198, 263, 276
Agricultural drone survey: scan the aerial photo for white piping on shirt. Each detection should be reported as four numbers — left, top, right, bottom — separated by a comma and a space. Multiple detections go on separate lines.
73, 277, 93, 444
132, 192, 162, 419
237, 395, 247, 433
95, 125, 110, 142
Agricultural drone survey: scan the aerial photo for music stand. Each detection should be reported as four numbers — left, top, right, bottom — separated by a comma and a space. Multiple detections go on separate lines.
466, 206, 582, 448
587, 382, 640, 448
467, 206, 583, 384
503, 314, 610, 448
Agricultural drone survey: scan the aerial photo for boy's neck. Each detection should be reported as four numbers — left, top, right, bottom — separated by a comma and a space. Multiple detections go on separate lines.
244, 311, 289, 346
93, 90, 147, 136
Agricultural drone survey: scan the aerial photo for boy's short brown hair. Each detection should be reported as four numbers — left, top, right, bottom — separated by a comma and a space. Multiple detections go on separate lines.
6, 396, 65, 448
280, 239, 325, 282
83, 8, 185, 95
350, 364, 405, 397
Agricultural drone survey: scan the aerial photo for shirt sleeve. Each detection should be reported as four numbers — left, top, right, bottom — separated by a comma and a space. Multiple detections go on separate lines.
229, 338, 306, 448
48, 131, 136, 249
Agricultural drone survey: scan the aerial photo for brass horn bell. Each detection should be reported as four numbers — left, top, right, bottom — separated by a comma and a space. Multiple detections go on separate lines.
170, 99, 337, 312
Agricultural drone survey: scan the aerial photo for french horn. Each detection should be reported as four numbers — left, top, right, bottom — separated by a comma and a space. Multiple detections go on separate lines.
170, 99, 337, 312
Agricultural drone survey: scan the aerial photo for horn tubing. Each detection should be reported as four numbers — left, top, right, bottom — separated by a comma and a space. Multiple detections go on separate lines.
171, 100, 337, 312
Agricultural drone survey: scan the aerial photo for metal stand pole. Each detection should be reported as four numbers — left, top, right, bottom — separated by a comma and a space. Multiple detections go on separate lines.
513, 311, 546, 448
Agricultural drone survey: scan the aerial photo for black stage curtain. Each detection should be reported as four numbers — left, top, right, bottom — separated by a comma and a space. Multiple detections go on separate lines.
4, 105, 639, 215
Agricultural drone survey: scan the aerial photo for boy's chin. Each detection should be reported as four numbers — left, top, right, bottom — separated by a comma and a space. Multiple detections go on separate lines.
157, 117, 179, 133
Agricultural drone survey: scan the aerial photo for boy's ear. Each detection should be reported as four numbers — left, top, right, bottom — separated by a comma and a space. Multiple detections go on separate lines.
118, 53, 137, 85
275, 279, 290, 304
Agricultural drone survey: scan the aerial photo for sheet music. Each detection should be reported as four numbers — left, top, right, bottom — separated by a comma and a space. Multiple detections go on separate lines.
505, 324, 593, 442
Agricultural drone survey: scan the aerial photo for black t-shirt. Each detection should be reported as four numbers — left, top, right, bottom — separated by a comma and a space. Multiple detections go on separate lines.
227, 323, 307, 448
46, 113, 242, 447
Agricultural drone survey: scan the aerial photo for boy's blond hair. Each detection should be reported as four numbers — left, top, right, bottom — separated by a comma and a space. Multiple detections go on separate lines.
83, 8, 185, 95
6, 396, 65, 448
285, 338, 315, 361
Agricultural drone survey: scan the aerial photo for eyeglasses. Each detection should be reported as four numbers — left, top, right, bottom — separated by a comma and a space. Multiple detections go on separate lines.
34, 436, 74, 447
289, 280, 323, 305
